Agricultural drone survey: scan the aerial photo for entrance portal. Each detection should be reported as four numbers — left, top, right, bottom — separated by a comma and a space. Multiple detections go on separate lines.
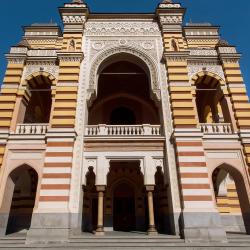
113, 183, 135, 231
106, 161, 146, 232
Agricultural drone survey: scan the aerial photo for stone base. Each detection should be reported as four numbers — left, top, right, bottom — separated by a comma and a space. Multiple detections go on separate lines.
95, 226, 105, 236
221, 214, 246, 233
147, 225, 158, 236
26, 212, 70, 244
26, 228, 69, 244
181, 211, 227, 243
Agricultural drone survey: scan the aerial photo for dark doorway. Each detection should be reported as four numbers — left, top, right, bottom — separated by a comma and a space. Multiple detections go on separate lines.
113, 183, 136, 231
6, 165, 38, 235
110, 106, 136, 125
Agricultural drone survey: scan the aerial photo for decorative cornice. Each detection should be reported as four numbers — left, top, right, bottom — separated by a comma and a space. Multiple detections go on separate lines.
217, 46, 241, 63
164, 51, 189, 61
57, 52, 83, 62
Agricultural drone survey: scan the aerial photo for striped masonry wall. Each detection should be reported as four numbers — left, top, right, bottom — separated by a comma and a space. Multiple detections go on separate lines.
39, 140, 74, 209
38, 31, 83, 208
166, 59, 197, 129
222, 61, 250, 168
175, 139, 214, 209
0, 61, 25, 167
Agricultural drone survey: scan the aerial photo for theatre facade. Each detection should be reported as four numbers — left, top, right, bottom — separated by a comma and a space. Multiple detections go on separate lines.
0, 0, 249, 244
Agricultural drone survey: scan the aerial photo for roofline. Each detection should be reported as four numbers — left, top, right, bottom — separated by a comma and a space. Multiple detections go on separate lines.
88, 13, 156, 19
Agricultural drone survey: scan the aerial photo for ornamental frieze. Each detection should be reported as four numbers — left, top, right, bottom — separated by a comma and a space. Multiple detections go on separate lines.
85, 21, 161, 36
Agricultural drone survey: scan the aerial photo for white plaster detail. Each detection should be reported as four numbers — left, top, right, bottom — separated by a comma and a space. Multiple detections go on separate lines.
188, 64, 225, 81
85, 21, 160, 37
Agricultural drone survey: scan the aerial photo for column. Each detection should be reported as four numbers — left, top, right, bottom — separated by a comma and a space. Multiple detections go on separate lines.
146, 185, 157, 235
95, 185, 105, 235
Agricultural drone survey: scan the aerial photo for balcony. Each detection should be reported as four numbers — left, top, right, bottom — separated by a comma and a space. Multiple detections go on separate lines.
15, 124, 49, 135
200, 123, 233, 134
85, 124, 162, 137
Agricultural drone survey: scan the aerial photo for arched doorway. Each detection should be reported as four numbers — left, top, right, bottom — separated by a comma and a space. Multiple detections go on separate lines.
88, 58, 160, 125
113, 182, 136, 231
4, 165, 38, 235
106, 161, 146, 232
82, 167, 97, 233
154, 166, 169, 234
212, 164, 250, 234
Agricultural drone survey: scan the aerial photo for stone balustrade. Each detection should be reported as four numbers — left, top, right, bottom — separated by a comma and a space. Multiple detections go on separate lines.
85, 124, 162, 137
200, 123, 233, 134
15, 124, 49, 135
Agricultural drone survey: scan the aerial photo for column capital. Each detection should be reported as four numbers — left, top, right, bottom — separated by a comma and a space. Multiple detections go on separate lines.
145, 185, 155, 192
96, 185, 106, 192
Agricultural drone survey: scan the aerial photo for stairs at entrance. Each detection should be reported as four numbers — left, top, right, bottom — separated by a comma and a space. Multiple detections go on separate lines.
0, 232, 250, 249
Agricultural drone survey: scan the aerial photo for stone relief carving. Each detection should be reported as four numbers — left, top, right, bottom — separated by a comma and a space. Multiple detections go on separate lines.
63, 15, 86, 24
23, 62, 59, 81
159, 15, 182, 24
218, 47, 237, 54
10, 47, 28, 54
85, 21, 160, 36
189, 49, 218, 56
27, 50, 57, 57
188, 64, 225, 81
159, 3, 181, 8
89, 39, 157, 59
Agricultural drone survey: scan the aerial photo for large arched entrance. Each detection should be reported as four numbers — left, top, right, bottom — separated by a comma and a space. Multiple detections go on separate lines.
88, 56, 160, 126
3, 165, 38, 235
212, 164, 250, 234
106, 161, 146, 232
113, 182, 136, 231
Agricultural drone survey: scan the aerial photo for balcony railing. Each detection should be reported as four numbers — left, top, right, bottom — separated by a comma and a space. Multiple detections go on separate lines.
15, 124, 49, 135
85, 124, 162, 137
200, 123, 233, 134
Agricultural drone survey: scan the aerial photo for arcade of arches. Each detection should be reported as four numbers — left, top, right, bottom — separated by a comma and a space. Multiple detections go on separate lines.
82, 161, 170, 234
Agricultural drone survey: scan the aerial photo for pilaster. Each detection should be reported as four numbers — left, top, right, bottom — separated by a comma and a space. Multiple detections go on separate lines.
218, 46, 250, 173
157, 1, 227, 242
0, 48, 27, 168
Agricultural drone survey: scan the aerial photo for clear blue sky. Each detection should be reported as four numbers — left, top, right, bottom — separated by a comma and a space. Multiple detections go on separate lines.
0, 0, 249, 93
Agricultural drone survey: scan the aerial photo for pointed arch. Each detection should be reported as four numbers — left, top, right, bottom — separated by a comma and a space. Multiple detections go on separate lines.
1, 164, 38, 235
212, 163, 250, 234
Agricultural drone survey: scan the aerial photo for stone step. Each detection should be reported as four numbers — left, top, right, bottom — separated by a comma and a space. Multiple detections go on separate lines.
1, 244, 250, 250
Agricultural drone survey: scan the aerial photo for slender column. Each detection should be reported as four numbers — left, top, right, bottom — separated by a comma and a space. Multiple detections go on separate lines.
95, 185, 105, 235
146, 185, 157, 235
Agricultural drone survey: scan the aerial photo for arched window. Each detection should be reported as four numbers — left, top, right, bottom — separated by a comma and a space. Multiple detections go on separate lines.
21, 75, 52, 124
195, 74, 231, 124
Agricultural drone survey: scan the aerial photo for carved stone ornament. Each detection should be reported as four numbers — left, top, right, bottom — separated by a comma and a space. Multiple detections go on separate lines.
159, 15, 182, 24
85, 21, 160, 36
63, 15, 86, 24
189, 49, 218, 57
22, 62, 59, 81
188, 64, 225, 81
218, 47, 237, 54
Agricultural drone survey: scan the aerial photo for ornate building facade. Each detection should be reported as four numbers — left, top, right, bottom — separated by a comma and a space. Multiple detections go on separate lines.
0, 0, 249, 245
